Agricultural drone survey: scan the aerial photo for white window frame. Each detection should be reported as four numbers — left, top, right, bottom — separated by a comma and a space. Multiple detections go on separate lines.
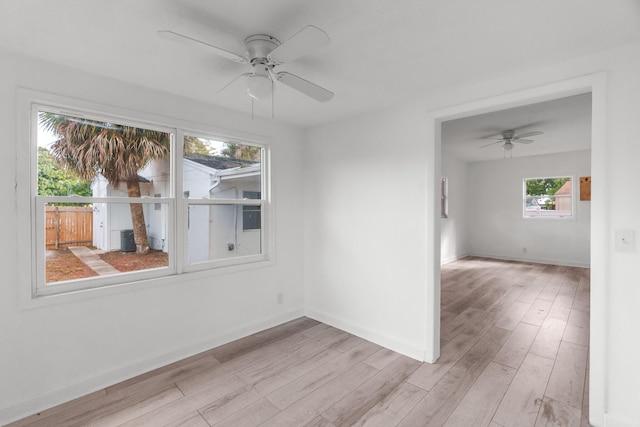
179, 130, 269, 273
21, 92, 272, 301
522, 175, 575, 219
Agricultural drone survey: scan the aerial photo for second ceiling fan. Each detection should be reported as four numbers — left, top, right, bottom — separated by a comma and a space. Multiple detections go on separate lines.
480, 129, 544, 153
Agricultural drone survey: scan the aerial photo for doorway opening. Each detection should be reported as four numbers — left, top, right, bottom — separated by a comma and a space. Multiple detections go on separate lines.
425, 73, 607, 426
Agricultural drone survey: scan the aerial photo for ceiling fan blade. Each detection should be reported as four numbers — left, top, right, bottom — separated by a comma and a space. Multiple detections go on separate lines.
268, 25, 330, 64
515, 139, 534, 144
479, 140, 503, 148
480, 132, 506, 140
276, 72, 334, 102
216, 73, 253, 94
158, 30, 248, 63
513, 131, 543, 139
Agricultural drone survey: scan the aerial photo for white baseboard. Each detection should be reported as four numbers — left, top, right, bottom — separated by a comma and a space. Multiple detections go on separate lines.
441, 252, 469, 265
468, 251, 590, 268
305, 308, 426, 362
0, 308, 305, 426
604, 413, 637, 427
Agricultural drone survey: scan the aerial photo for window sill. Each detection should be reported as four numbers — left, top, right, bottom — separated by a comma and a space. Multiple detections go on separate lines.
20, 257, 274, 311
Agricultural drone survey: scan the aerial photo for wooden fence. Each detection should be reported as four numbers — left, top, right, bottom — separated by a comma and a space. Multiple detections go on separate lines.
45, 206, 93, 249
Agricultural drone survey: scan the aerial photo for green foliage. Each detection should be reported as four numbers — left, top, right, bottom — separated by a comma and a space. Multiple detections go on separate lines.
39, 112, 170, 186
37, 147, 92, 198
525, 177, 570, 196
184, 136, 216, 155
221, 143, 261, 162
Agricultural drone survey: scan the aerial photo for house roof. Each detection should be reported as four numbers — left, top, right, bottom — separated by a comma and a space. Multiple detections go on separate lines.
184, 153, 257, 170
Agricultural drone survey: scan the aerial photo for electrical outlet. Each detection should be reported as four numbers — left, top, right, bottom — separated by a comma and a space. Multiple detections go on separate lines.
277, 292, 284, 305
522, 247, 528, 253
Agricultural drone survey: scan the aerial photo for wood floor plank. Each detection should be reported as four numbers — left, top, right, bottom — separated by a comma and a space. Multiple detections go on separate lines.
398, 366, 478, 427
260, 362, 378, 427
407, 333, 479, 391
349, 382, 425, 427
495, 301, 533, 330
212, 398, 279, 426
572, 290, 590, 313
120, 374, 247, 427
441, 307, 485, 341
493, 322, 539, 369
303, 415, 337, 427
453, 326, 511, 378
87, 386, 184, 427
544, 341, 588, 410
321, 356, 422, 426
521, 298, 554, 326
105, 354, 220, 395
547, 303, 571, 322
363, 347, 402, 370
529, 317, 567, 360
4, 389, 107, 427
554, 281, 578, 309
198, 385, 261, 426
265, 340, 381, 410
492, 353, 555, 427
534, 397, 582, 427
164, 412, 212, 427
250, 345, 342, 396
208, 317, 320, 363
442, 362, 516, 427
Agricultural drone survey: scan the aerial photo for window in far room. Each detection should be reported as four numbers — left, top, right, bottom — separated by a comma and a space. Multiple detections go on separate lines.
523, 176, 573, 218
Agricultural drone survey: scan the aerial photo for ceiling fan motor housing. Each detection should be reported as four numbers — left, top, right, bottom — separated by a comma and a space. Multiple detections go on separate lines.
244, 34, 280, 65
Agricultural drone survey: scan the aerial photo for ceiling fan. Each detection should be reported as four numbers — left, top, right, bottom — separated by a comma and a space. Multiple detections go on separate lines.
158, 25, 334, 103
480, 129, 544, 153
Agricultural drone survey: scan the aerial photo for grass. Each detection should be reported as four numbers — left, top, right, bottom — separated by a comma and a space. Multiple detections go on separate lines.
46, 247, 169, 283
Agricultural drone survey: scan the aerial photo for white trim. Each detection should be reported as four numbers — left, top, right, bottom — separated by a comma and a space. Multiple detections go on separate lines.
467, 252, 590, 268
426, 72, 607, 426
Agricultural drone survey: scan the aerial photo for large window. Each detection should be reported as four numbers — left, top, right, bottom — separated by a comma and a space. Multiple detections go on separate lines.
31, 103, 268, 297
523, 176, 573, 218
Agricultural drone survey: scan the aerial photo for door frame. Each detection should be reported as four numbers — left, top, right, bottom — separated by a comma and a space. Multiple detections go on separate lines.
425, 72, 607, 426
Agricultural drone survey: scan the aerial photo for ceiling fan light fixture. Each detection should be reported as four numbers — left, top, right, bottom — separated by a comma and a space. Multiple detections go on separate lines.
246, 74, 272, 100
503, 141, 514, 151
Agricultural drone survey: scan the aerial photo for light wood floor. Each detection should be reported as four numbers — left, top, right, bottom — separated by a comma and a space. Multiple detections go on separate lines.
8, 257, 590, 427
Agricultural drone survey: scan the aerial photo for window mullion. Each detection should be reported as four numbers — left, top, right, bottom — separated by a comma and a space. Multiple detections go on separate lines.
175, 129, 185, 274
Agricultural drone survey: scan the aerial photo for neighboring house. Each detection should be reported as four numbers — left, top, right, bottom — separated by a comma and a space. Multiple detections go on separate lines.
554, 180, 572, 213
92, 153, 261, 263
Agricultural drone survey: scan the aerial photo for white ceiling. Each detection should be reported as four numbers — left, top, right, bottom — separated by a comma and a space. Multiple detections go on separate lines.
442, 93, 592, 162
1, 1, 640, 128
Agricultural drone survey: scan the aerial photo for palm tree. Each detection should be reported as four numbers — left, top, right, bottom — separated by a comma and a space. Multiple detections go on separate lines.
221, 143, 261, 162
40, 113, 170, 254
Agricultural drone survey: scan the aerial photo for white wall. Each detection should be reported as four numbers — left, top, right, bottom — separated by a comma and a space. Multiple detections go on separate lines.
467, 150, 591, 267
440, 153, 469, 263
304, 103, 430, 359
0, 51, 305, 424
304, 41, 640, 426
